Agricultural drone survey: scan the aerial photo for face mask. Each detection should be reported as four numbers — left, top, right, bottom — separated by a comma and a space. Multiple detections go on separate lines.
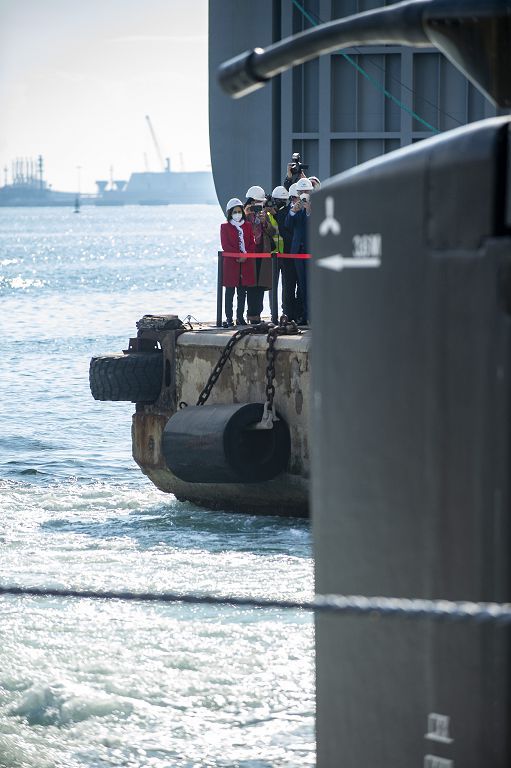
231, 212, 242, 222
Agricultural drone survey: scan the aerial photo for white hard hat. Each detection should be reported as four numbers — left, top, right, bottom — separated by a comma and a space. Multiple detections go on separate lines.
271, 185, 289, 201
245, 185, 265, 201
295, 177, 313, 192
309, 176, 321, 189
226, 197, 243, 212
288, 183, 299, 198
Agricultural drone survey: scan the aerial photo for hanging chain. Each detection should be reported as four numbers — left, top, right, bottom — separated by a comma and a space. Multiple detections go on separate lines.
196, 324, 270, 406
192, 317, 301, 410
259, 316, 300, 427
265, 329, 277, 412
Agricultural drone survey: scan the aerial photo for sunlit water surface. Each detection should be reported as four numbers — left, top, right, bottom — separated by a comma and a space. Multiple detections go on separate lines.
0, 206, 314, 767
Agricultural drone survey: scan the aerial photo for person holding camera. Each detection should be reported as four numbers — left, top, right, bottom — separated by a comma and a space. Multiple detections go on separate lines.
220, 197, 256, 327
268, 185, 298, 321
284, 152, 308, 191
286, 177, 313, 325
244, 185, 275, 324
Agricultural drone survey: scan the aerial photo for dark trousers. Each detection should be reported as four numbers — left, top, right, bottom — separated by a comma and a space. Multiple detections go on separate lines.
247, 286, 264, 319
295, 259, 308, 322
225, 286, 247, 321
280, 258, 299, 320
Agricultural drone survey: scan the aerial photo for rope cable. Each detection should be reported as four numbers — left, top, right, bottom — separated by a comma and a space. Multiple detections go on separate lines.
2, 584, 511, 625
291, 0, 442, 134
297, 1, 464, 127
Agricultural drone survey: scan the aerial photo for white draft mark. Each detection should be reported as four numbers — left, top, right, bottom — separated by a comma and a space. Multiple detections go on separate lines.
425, 713, 453, 745
318, 196, 341, 237
317, 253, 381, 272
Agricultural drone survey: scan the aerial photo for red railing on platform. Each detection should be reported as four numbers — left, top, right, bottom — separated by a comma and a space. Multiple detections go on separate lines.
216, 251, 312, 327
221, 252, 311, 259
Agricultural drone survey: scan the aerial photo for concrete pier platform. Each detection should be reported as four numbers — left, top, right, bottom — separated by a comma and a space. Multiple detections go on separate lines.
132, 323, 311, 517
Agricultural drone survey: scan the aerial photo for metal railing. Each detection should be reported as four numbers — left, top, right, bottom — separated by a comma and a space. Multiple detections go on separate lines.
216, 251, 311, 327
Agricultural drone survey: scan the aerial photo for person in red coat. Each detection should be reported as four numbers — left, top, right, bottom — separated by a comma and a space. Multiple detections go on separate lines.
220, 197, 256, 327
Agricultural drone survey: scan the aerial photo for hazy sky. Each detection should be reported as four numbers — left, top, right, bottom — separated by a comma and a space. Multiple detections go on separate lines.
0, 0, 210, 192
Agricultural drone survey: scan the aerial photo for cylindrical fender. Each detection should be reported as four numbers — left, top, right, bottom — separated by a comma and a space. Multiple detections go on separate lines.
162, 403, 291, 484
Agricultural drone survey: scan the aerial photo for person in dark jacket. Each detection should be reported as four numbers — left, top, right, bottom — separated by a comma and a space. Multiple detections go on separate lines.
285, 177, 313, 325
270, 185, 299, 321
220, 197, 256, 326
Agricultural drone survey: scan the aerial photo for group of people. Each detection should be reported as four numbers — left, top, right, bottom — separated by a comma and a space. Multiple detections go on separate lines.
219, 163, 320, 327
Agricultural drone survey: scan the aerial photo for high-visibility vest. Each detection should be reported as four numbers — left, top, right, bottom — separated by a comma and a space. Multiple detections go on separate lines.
267, 212, 284, 253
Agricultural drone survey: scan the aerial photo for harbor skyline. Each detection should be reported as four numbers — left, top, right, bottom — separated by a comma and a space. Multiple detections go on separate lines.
0, 0, 211, 194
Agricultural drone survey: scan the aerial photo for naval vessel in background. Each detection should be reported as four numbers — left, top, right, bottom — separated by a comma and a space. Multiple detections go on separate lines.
94, 159, 217, 206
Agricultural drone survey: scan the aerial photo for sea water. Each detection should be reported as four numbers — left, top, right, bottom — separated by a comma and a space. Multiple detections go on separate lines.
0, 206, 314, 768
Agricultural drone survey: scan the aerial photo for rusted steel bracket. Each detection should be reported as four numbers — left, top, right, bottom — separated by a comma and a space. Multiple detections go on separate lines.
130, 315, 187, 415
124, 336, 159, 354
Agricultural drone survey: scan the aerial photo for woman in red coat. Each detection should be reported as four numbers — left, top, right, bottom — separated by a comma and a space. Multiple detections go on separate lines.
220, 197, 256, 327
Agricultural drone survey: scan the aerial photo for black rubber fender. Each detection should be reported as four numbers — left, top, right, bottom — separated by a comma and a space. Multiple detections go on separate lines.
162, 402, 291, 483
89, 352, 163, 403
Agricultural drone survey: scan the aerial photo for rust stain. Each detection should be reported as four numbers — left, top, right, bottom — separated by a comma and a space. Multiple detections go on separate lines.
132, 412, 168, 471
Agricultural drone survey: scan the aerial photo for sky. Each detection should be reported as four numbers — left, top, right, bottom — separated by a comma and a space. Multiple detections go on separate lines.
0, 0, 210, 193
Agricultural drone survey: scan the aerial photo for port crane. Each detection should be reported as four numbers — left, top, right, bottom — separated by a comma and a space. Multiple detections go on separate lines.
145, 115, 170, 172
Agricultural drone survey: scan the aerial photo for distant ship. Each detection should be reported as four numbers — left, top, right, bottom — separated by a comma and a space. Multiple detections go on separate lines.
0, 154, 218, 207
95, 160, 218, 206
95, 115, 218, 205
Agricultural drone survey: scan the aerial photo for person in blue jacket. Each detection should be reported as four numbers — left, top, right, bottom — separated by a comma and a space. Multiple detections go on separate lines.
285, 177, 313, 325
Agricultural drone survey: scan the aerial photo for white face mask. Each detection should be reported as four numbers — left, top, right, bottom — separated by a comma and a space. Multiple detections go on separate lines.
231, 212, 243, 222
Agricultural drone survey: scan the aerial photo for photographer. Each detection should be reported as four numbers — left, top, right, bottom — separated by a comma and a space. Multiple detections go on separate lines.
285, 177, 313, 325
284, 152, 308, 191
268, 185, 299, 321
244, 185, 275, 323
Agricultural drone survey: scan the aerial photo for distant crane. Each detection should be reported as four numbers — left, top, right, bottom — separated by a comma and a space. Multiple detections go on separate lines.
145, 115, 170, 172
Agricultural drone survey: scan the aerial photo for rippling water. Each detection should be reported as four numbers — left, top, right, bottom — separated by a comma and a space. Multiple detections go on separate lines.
0, 206, 314, 767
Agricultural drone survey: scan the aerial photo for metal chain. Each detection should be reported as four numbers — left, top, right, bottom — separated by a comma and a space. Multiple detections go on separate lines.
264, 316, 300, 415
196, 324, 271, 406
265, 329, 277, 412
194, 317, 300, 409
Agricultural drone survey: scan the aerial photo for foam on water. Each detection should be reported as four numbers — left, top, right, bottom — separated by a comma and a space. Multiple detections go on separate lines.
0, 206, 314, 767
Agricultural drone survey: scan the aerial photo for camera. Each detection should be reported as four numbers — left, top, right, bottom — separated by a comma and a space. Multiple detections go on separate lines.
252, 204, 263, 214
290, 152, 309, 176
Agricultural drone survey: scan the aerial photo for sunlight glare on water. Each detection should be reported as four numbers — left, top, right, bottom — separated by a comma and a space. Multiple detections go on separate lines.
0, 206, 314, 767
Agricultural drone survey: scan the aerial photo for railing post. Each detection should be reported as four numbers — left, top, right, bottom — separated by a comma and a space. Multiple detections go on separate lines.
216, 251, 223, 327
271, 252, 279, 324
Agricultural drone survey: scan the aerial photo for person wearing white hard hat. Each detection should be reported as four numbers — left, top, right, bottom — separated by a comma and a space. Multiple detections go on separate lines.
285, 177, 314, 325
244, 185, 276, 323
288, 182, 299, 202
269, 185, 298, 321
219, 197, 256, 327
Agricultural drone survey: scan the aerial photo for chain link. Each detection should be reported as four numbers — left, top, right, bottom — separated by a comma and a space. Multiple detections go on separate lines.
264, 316, 300, 420
196, 324, 270, 406
195, 317, 300, 409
